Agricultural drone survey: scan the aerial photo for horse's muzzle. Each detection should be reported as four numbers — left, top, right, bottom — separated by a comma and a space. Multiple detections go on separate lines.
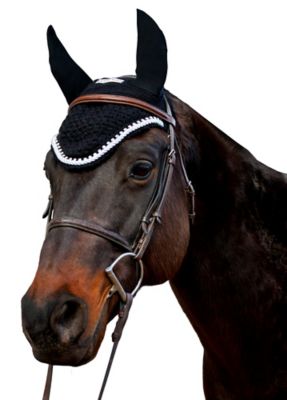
21, 292, 97, 365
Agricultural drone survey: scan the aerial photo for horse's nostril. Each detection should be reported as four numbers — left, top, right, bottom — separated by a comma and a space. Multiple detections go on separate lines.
55, 301, 80, 326
50, 297, 88, 345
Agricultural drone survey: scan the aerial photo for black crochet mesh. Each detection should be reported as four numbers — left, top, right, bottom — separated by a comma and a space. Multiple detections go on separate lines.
53, 77, 168, 169
82, 77, 166, 108
58, 103, 162, 158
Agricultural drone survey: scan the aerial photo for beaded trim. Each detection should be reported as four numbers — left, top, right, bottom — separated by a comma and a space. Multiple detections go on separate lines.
51, 116, 164, 166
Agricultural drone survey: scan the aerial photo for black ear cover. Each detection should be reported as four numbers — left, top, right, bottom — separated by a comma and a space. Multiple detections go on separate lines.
136, 9, 168, 95
47, 26, 92, 104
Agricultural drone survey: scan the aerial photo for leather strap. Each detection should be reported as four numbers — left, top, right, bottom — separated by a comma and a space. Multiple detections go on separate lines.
48, 217, 132, 252
97, 294, 133, 400
132, 99, 176, 258
69, 94, 176, 126
42, 365, 53, 400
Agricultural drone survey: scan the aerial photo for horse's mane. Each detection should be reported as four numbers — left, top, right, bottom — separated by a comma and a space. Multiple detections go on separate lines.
168, 91, 253, 161
168, 91, 287, 247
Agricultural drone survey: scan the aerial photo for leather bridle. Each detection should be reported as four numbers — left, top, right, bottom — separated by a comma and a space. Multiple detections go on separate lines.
41, 94, 195, 400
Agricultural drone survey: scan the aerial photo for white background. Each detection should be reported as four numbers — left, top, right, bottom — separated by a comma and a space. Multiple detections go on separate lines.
1, 1, 287, 399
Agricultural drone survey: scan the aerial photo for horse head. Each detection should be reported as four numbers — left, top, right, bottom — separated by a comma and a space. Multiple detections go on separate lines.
21, 10, 192, 367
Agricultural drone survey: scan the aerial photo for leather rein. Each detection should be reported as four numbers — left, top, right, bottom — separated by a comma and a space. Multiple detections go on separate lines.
41, 94, 195, 400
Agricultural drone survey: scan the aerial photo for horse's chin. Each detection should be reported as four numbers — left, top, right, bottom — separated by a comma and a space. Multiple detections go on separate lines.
32, 327, 107, 366
32, 302, 115, 367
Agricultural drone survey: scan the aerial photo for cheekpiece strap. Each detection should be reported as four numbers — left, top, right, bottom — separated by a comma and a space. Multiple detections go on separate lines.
69, 94, 176, 127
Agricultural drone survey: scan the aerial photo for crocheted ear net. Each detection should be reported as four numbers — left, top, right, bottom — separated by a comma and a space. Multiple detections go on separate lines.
51, 79, 168, 169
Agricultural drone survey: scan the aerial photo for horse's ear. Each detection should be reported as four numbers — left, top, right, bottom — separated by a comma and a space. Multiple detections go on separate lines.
47, 26, 92, 104
136, 9, 167, 95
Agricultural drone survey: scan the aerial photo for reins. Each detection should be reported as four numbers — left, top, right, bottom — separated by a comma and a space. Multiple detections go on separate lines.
41, 94, 195, 400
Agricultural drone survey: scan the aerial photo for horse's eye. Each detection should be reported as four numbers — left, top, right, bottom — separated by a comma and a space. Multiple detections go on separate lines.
129, 161, 154, 180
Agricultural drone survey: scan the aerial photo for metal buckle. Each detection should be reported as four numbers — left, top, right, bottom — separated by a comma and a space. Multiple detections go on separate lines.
168, 148, 176, 165
105, 252, 144, 303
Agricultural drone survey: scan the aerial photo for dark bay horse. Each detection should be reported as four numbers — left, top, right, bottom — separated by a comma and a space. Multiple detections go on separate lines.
21, 10, 287, 400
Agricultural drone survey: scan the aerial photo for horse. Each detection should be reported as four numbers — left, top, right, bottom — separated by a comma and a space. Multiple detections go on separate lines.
21, 9, 287, 400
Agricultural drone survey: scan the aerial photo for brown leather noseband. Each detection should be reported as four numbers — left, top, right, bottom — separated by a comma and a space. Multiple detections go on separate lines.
42, 94, 195, 400
48, 217, 132, 252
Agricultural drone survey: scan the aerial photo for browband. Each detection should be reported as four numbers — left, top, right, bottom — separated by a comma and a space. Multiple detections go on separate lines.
69, 94, 176, 127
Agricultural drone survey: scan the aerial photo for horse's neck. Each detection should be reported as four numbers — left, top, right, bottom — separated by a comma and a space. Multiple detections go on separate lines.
170, 94, 287, 365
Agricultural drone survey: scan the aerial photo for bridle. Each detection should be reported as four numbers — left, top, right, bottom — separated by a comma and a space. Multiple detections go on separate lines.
41, 93, 195, 400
